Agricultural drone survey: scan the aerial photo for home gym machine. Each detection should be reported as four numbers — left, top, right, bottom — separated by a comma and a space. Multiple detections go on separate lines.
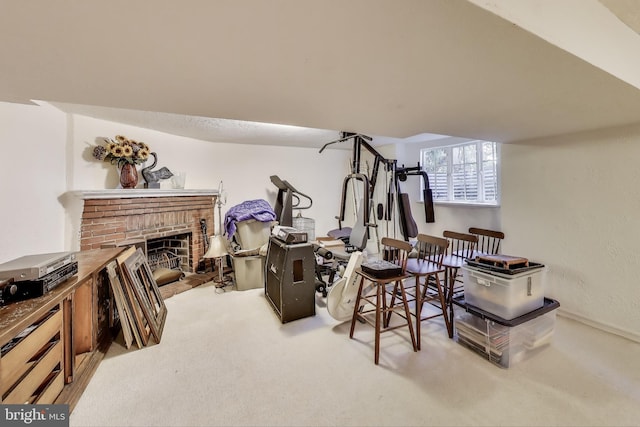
314, 132, 436, 297
270, 175, 313, 228
319, 132, 435, 243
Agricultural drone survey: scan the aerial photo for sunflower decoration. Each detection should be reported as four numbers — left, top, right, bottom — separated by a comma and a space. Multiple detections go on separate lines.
93, 135, 151, 168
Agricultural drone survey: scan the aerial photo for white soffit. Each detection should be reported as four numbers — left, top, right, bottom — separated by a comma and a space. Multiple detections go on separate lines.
470, 0, 640, 91
2, 1, 640, 146
600, 0, 640, 35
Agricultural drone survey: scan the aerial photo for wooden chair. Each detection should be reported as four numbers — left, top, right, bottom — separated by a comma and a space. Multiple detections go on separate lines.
469, 227, 504, 255
349, 237, 417, 364
442, 230, 478, 322
404, 234, 451, 347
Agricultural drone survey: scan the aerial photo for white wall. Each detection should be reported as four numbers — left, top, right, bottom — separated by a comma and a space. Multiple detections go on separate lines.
66, 115, 350, 246
0, 101, 68, 263
501, 124, 640, 341
392, 129, 640, 341
0, 103, 351, 262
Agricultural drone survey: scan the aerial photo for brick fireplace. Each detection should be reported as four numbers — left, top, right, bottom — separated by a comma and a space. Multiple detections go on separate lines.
75, 190, 217, 273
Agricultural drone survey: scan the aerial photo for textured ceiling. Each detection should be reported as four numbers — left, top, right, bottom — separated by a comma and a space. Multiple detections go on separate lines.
48, 102, 347, 148
2, 0, 640, 148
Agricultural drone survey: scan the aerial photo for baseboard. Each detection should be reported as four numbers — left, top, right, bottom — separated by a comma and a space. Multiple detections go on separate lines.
557, 308, 640, 344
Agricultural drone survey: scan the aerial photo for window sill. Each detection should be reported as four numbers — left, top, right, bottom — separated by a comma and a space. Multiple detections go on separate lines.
419, 201, 501, 208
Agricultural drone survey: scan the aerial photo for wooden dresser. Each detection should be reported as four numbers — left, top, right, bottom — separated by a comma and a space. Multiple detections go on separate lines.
0, 248, 124, 410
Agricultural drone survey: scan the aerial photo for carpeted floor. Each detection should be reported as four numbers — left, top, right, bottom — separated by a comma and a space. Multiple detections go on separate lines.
70, 282, 640, 427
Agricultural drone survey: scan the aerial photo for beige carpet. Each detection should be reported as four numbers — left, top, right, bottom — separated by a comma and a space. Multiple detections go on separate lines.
70, 282, 640, 427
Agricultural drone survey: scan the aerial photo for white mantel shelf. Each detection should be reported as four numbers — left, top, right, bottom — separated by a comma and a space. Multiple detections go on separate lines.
70, 189, 218, 199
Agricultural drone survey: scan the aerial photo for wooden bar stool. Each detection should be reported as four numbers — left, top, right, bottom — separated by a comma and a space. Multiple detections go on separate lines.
349, 238, 417, 365
405, 234, 451, 348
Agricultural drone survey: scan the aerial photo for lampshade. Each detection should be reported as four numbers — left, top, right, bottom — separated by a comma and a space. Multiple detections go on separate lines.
203, 235, 228, 259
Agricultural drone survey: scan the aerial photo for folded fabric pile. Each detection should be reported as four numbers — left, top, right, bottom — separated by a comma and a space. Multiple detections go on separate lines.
224, 199, 276, 240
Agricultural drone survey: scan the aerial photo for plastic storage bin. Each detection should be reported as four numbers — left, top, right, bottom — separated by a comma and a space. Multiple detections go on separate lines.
463, 264, 545, 320
235, 219, 273, 250
231, 255, 265, 291
456, 298, 559, 368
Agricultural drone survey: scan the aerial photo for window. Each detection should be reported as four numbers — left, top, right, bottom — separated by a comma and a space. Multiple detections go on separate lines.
420, 140, 499, 205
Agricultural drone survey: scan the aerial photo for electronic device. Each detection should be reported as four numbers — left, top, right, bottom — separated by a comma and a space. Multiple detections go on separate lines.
272, 225, 308, 244
0, 261, 78, 307
0, 251, 77, 281
0, 277, 18, 306
361, 259, 403, 279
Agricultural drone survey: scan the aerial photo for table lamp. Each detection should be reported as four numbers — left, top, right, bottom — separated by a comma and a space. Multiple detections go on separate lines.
203, 234, 228, 285
203, 180, 231, 287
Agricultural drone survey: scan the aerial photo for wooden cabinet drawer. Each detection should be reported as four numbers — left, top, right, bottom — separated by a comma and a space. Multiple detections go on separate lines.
1, 306, 63, 400
1, 308, 62, 391
3, 340, 62, 404
34, 368, 64, 404
0, 249, 129, 411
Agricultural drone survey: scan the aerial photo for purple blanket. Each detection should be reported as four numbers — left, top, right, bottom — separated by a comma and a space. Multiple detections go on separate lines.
224, 199, 276, 239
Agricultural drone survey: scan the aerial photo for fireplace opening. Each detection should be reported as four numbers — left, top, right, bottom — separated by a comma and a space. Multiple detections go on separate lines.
146, 232, 192, 281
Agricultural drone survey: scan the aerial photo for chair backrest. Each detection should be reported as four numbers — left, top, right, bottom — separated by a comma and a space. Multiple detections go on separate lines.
415, 234, 449, 267
380, 237, 413, 273
442, 230, 478, 259
468, 227, 504, 255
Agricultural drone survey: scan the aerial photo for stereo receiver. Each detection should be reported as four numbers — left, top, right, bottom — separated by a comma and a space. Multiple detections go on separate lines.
0, 251, 76, 281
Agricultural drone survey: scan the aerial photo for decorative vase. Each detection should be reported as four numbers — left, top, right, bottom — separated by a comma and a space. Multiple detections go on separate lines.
119, 163, 139, 189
